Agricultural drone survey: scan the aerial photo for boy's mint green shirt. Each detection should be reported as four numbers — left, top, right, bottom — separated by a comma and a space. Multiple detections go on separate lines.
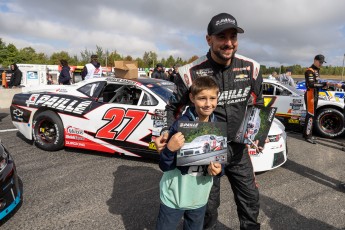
160, 167, 213, 209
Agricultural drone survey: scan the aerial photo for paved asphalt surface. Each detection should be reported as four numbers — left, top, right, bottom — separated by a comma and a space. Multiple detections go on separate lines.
0, 108, 344, 230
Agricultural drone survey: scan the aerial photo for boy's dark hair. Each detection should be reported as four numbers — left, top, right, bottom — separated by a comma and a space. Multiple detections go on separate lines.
190, 76, 219, 96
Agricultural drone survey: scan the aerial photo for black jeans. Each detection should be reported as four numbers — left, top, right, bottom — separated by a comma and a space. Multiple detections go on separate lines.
156, 203, 206, 230
204, 142, 260, 230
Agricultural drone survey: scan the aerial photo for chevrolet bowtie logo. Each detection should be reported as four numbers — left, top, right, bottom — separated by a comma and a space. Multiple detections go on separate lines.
13, 109, 23, 117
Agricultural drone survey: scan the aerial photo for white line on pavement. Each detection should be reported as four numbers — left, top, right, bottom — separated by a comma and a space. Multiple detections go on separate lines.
0, 129, 18, 133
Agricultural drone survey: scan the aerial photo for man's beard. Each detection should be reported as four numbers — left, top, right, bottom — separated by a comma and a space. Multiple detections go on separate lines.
212, 44, 237, 62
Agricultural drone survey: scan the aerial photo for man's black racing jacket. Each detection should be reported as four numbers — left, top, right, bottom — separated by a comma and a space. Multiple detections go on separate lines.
165, 51, 264, 142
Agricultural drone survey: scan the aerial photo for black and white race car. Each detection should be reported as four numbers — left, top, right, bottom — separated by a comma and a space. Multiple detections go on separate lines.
10, 77, 287, 172
263, 79, 345, 138
0, 140, 21, 221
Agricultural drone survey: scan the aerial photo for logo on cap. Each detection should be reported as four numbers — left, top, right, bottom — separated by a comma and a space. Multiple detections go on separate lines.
215, 18, 236, 27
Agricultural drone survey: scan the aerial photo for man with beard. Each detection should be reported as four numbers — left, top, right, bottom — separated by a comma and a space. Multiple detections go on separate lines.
155, 13, 263, 230
151, 63, 166, 80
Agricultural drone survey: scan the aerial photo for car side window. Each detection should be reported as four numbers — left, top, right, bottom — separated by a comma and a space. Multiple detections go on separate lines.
140, 92, 158, 106
262, 83, 275, 95
78, 82, 102, 97
276, 86, 292, 96
109, 85, 143, 105
99, 83, 123, 103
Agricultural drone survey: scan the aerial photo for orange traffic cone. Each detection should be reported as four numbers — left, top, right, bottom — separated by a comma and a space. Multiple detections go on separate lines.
1, 71, 8, 88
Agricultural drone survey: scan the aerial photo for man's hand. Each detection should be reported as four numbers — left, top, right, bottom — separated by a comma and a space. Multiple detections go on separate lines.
208, 162, 222, 176
335, 83, 343, 88
154, 131, 169, 153
166, 132, 185, 152
246, 138, 269, 154
246, 139, 262, 154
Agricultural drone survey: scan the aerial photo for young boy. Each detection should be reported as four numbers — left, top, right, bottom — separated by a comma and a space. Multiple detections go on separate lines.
156, 76, 223, 230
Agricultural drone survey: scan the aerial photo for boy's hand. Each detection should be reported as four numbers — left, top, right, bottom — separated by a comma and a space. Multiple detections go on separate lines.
208, 162, 222, 176
154, 132, 169, 153
166, 132, 185, 152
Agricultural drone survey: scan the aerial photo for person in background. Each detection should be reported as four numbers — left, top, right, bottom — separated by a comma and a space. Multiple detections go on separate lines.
8, 63, 22, 88
151, 63, 165, 79
167, 68, 174, 82
267, 71, 278, 80
279, 68, 295, 87
303, 54, 330, 144
46, 72, 54, 85
155, 12, 263, 230
171, 64, 181, 84
58, 60, 71, 85
155, 76, 223, 230
81, 54, 102, 80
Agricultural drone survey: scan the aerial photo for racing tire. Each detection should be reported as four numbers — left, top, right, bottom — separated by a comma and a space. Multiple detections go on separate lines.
315, 108, 345, 138
33, 111, 64, 151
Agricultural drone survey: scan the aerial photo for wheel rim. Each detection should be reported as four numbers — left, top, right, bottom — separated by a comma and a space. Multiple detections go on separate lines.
319, 113, 342, 134
37, 119, 57, 144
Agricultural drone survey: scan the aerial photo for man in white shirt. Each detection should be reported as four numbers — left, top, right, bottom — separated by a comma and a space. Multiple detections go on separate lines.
81, 54, 102, 80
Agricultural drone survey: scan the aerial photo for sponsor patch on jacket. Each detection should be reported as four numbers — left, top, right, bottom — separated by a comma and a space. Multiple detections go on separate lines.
233, 66, 250, 72
195, 68, 213, 77
234, 74, 249, 82
218, 86, 251, 105
235, 74, 248, 79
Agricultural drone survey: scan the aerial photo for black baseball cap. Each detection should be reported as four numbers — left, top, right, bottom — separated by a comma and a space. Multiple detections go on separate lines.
91, 54, 98, 59
207, 13, 244, 35
314, 54, 326, 63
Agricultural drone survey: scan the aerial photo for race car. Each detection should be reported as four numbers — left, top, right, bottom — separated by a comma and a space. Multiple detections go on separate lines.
250, 118, 287, 173
295, 79, 344, 92
179, 134, 226, 156
0, 140, 21, 221
10, 77, 287, 172
263, 79, 345, 138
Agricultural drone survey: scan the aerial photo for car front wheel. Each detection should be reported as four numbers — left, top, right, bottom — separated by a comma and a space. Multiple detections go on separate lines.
33, 111, 64, 151
315, 108, 345, 138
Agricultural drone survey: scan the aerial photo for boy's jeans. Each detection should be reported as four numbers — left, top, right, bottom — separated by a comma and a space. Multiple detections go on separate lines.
156, 203, 206, 230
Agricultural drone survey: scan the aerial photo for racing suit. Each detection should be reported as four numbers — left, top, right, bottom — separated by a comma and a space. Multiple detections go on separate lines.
303, 64, 327, 139
165, 51, 263, 230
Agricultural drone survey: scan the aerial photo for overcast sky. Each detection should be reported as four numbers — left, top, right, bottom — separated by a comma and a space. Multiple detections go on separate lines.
1, 0, 345, 67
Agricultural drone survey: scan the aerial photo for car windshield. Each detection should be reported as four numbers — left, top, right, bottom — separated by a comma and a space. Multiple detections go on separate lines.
144, 82, 174, 101
281, 83, 304, 95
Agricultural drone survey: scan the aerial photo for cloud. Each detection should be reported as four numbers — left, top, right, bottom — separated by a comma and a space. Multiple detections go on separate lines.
1, 0, 345, 67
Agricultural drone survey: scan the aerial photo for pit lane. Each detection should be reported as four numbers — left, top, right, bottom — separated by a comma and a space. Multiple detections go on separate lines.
0, 108, 344, 229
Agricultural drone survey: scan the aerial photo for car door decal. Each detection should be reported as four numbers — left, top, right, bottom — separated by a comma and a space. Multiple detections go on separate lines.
96, 108, 147, 141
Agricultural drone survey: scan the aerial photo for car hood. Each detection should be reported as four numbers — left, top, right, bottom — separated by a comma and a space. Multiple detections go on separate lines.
268, 118, 285, 135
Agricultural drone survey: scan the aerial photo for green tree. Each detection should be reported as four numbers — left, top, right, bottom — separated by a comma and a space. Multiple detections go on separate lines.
6, 44, 19, 65
108, 50, 122, 67
142, 51, 157, 68
166, 55, 176, 68
187, 55, 198, 63
49, 51, 73, 65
